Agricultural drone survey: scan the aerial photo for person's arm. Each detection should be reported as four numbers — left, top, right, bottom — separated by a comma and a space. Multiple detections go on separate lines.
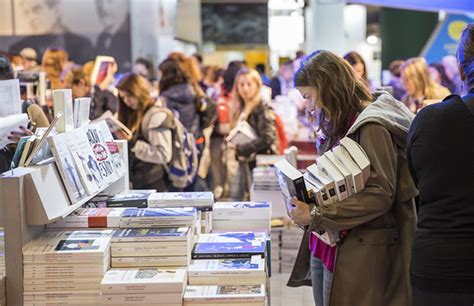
308, 123, 398, 232
236, 104, 277, 157
131, 112, 172, 164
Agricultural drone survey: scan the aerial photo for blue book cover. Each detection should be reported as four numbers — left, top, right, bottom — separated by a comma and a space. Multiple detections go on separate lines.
219, 259, 260, 270
10, 135, 31, 168
113, 228, 189, 239
193, 242, 265, 255
201, 232, 267, 244
122, 207, 196, 218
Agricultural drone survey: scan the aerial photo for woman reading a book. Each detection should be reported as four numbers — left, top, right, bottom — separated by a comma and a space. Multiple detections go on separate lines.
287, 51, 417, 306
116, 73, 173, 191
228, 68, 278, 200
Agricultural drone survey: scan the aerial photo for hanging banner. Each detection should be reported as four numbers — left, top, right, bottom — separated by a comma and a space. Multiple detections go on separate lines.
421, 13, 474, 63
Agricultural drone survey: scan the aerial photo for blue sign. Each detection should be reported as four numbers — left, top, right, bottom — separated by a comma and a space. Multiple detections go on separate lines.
422, 14, 474, 64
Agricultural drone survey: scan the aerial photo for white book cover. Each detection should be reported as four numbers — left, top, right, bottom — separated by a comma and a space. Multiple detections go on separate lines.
325, 151, 354, 196
48, 132, 88, 203
184, 284, 265, 302
339, 137, 370, 184
73, 97, 91, 128
212, 202, 271, 220
0, 113, 28, 150
69, 128, 107, 192
148, 192, 214, 208
93, 120, 126, 176
0, 79, 21, 117
111, 256, 189, 268
188, 256, 265, 277
306, 164, 338, 204
52, 89, 74, 133
316, 155, 349, 201
86, 122, 121, 185
225, 120, 258, 145
101, 293, 183, 305
101, 268, 187, 294
333, 145, 365, 193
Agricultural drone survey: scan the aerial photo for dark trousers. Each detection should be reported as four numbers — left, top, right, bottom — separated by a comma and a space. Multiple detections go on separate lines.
413, 287, 474, 306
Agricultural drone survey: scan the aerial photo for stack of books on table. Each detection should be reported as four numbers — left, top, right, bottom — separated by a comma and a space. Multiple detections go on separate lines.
110, 227, 192, 269
119, 207, 197, 233
184, 284, 266, 306
212, 202, 271, 233
281, 225, 305, 273
22, 230, 112, 305
101, 267, 187, 305
148, 192, 214, 234
85, 190, 156, 208
250, 166, 287, 219
46, 207, 125, 229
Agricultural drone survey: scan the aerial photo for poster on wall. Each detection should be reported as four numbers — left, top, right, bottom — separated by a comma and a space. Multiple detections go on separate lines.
422, 13, 474, 63
0, 0, 132, 71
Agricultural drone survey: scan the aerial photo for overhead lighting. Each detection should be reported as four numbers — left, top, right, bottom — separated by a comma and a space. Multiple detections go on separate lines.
367, 35, 378, 45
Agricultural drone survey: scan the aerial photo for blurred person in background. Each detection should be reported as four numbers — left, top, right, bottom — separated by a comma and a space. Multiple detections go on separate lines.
229, 68, 278, 200
270, 60, 294, 99
19, 48, 40, 72
429, 63, 457, 94
134, 57, 156, 82
401, 57, 451, 113
408, 23, 474, 306
41, 48, 68, 90
388, 60, 406, 101
255, 63, 270, 86
442, 54, 463, 94
201, 65, 219, 93
289, 50, 416, 306
116, 73, 173, 191
63, 66, 91, 100
344, 51, 371, 90
206, 67, 225, 102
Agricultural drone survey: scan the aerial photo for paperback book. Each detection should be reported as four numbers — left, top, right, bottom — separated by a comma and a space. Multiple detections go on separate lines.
184, 285, 265, 305
148, 192, 214, 211
120, 207, 197, 228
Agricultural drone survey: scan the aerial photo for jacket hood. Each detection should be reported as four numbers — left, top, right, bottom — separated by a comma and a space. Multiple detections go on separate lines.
160, 83, 196, 105
347, 91, 414, 149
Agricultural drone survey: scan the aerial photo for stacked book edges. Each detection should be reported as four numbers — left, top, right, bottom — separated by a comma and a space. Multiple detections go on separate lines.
110, 227, 192, 269
101, 267, 186, 305
212, 202, 271, 233
184, 284, 266, 306
22, 230, 112, 304
148, 192, 214, 211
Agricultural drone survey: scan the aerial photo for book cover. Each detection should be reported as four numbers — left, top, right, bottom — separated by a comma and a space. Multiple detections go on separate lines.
225, 121, 258, 146
112, 227, 190, 242
48, 132, 88, 203
148, 192, 214, 208
101, 268, 187, 294
339, 137, 370, 184
10, 135, 30, 168
184, 284, 265, 302
274, 159, 313, 215
212, 201, 270, 220
192, 242, 265, 259
52, 89, 74, 133
188, 257, 265, 276
86, 122, 120, 185
91, 56, 115, 86
121, 207, 197, 219
107, 190, 153, 208
0, 79, 22, 117
73, 97, 91, 128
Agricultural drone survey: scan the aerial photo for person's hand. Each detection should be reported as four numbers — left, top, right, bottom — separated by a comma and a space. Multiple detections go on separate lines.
290, 197, 312, 227
228, 142, 237, 150
114, 130, 132, 141
8, 126, 33, 143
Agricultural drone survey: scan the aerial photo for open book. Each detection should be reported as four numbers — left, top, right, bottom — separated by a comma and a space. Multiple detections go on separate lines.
93, 110, 132, 139
226, 121, 257, 145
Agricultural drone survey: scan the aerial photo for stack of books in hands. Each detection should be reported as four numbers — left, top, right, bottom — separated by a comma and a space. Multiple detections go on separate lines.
22, 230, 112, 305
110, 227, 192, 269
184, 284, 266, 306
101, 267, 187, 305
212, 202, 271, 233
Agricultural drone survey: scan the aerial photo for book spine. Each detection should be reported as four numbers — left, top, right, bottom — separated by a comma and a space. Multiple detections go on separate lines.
191, 252, 264, 260
111, 246, 188, 257
293, 177, 313, 204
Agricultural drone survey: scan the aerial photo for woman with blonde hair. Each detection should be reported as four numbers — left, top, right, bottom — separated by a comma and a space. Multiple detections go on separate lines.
288, 50, 417, 306
116, 73, 173, 191
41, 48, 69, 89
229, 68, 278, 200
401, 57, 451, 113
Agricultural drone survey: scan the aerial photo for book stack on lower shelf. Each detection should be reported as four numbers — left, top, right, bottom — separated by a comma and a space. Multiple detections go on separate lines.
22, 231, 112, 305
184, 284, 266, 306
110, 227, 192, 269
101, 268, 187, 305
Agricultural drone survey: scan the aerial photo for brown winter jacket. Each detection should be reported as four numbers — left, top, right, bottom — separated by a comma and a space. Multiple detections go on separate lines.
288, 92, 418, 306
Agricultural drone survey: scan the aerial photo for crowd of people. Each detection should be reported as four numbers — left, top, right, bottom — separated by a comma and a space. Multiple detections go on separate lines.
1, 22, 473, 306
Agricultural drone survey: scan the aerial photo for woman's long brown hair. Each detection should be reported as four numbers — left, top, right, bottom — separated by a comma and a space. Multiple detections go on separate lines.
294, 50, 372, 140
116, 73, 155, 134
